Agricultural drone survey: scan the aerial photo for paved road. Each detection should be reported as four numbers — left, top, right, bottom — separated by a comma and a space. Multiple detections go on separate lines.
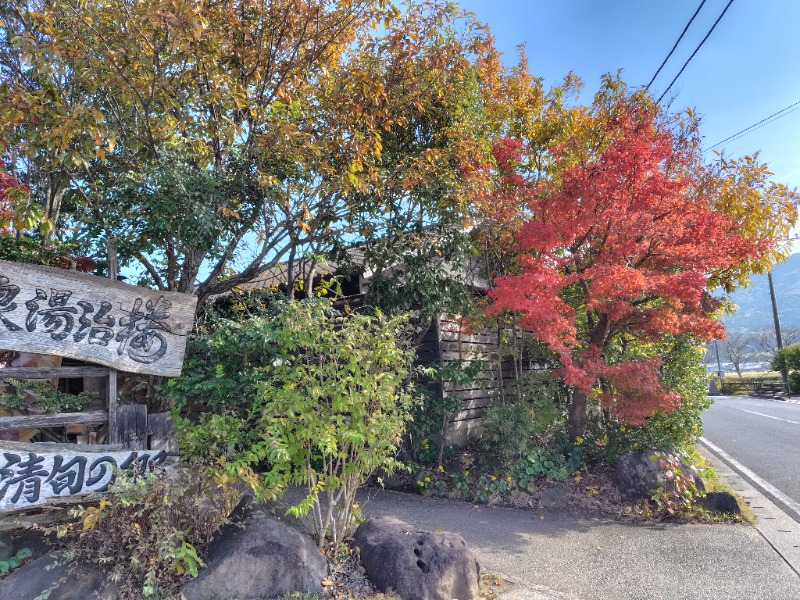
356, 487, 800, 600
702, 394, 800, 521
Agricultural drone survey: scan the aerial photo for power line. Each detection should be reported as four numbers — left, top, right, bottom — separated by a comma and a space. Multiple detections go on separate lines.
706, 100, 800, 151
646, 0, 708, 90
656, 0, 736, 105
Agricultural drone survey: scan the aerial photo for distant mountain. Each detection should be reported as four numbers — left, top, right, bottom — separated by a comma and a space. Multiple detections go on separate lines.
720, 253, 800, 335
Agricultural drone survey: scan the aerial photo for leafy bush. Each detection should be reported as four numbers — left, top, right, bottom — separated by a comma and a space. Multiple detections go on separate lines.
161, 310, 283, 417
174, 299, 416, 548
601, 337, 712, 463
479, 372, 566, 469
790, 371, 800, 394
771, 343, 800, 372
407, 360, 481, 466
60, 469, 236, 599
511, 446, 582, 486
0, 379, 98, 415
480, 403, 533, 466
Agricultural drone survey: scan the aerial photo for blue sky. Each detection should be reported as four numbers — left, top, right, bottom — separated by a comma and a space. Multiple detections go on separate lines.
457, 0, 800, 191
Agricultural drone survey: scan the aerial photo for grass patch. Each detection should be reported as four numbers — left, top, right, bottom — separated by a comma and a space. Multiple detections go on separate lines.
687, 447, 755, 524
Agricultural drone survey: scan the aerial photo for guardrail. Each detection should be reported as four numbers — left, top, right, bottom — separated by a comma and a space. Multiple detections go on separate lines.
719, 379, 785, 395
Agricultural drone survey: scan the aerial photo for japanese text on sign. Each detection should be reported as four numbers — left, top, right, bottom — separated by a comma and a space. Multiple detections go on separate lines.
0, 260, 196, 376
0, 449, 167, 511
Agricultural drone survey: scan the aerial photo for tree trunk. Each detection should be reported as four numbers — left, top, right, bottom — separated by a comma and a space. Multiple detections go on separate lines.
568, 390, 588, 441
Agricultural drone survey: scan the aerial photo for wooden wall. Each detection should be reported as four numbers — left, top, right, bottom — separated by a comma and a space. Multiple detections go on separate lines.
418, 315, 545, 447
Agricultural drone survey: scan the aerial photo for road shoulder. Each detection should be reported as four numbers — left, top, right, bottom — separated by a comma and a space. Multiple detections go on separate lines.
699, 439, 800, 576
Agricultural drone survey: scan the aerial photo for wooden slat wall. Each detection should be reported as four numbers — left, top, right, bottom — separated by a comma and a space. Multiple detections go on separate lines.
434, 316, 545, 446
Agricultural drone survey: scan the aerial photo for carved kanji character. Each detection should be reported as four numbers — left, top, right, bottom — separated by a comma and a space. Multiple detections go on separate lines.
46, 455, 87, 495
0, 452, 49, 504
0, 275, 22, 332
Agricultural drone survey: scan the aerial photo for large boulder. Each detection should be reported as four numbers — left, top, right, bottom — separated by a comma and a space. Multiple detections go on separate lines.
612, 451, 703, 500
0, 552, 118, 600
354, 516, 480, 600
182, 507, 327, 600
612, 451, 668, 499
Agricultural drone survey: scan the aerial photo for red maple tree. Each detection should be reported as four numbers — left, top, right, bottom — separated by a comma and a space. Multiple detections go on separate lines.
487, 106, 764, 438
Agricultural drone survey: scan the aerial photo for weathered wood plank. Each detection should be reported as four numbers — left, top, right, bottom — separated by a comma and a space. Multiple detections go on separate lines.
440, 351, 493, 362
115, 404, 147, 450
450, 410, 489, 424
440, 332, 499, 344
455, 397, 493, 411
0, 441, 123, 452
0, 259, 197, 377
439, 341, 501, 352
0, 411, 108, 431
108, 368, 119, 445
147, 412, 178, 454
440, 388, 493, 400
0, 445, 167, 511
0, 366, 109, 379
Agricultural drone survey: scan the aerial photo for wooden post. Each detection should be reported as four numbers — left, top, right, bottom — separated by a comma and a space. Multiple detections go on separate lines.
107, 242, 119, 444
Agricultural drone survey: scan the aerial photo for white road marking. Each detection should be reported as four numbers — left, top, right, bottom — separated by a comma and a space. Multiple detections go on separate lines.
700, 437, 800, 521
737, 408, 800, 426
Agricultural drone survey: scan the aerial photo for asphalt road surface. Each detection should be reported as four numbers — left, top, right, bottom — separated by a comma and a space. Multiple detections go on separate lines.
702, 394, 800, 521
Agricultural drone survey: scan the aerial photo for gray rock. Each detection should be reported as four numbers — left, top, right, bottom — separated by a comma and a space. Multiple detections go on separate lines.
182, 507, 327, 600
0, 552, 117, 600
612, 451, 704, 500
612, 451, 668, 499
700, 491, 741, 515
354, 516, 480, 600
0, 531, 12, 561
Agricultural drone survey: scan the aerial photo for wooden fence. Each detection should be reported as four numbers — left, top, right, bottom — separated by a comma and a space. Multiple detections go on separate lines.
422, 316, 545, 446
0, 365, 176, 451
719, 378, 785, 395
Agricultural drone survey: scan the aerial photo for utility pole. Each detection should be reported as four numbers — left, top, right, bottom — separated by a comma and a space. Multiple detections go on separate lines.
714, 339, 723, 379
768, 270, 790, 395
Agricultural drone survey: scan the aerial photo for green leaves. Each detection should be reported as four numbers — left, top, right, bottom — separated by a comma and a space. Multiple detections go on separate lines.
172, 298, 416, 546
0, 548, 32, 575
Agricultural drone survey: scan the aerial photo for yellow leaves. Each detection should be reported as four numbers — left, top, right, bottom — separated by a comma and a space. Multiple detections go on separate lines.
703, 152, 800, 290
219, 206, 241, 220
81, 499, 112, 531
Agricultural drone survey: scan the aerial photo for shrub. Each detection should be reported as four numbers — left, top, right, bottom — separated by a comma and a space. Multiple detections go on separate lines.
790, 371, 800, 394
480, 403, 534, 467
647, 451, 703, 518
408, 360, 481, 466
161, 310, 283, 417
0, 379, 98, 414
60, 469, 236, 599
479, 371, 566, 469
601, 336, 711, 463
771, 343, 800, 372
174, 299, 416, 548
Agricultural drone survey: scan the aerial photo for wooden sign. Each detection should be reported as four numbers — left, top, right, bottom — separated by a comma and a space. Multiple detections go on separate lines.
0, 259, 197, 377
0, 442, 167, 511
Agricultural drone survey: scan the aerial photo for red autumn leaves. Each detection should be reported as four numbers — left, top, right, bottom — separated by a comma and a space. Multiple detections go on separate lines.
486, 107, 764, 425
